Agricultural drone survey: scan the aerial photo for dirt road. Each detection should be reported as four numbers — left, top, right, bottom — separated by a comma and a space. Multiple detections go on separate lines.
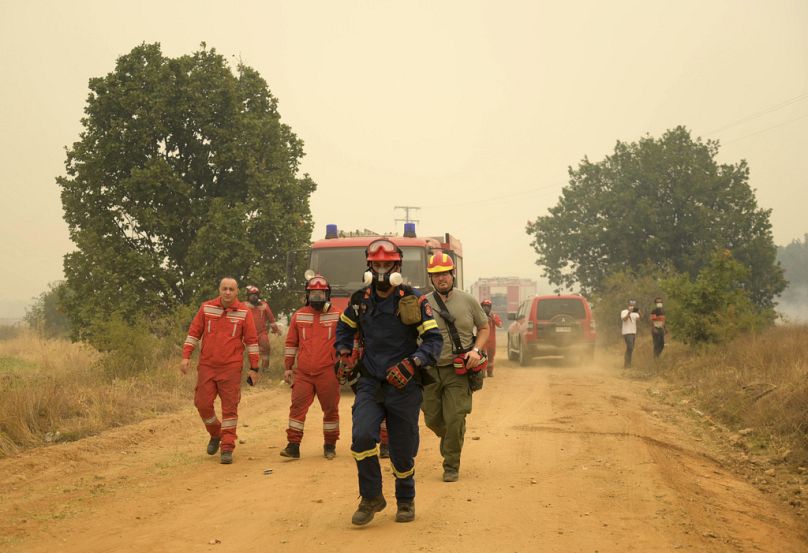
2, 353, 806, 553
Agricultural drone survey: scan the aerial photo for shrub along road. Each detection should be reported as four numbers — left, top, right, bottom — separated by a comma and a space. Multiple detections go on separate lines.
1, 352, 805, 552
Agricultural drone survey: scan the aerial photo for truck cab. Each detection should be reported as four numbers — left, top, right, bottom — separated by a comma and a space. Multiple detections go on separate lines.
306, 223, 463, 312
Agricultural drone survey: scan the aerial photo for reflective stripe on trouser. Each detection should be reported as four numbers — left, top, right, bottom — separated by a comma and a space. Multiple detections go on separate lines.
286, 369, 340, 445
352, 377, 422, 501
257, 333, 271, 369
421, 365, 472, 472
194, 364, 242, 452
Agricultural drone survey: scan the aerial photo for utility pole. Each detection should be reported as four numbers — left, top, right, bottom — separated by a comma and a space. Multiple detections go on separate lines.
394, 205, 420, 231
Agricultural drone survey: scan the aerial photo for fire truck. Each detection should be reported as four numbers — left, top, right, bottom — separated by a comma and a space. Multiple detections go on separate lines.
303, 223, 463, 312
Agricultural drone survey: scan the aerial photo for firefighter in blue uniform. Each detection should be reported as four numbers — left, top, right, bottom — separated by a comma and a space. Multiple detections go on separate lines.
335, 238, 442, 526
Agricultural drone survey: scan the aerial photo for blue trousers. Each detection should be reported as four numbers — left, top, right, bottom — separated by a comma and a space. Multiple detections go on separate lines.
351, 377, 422, 502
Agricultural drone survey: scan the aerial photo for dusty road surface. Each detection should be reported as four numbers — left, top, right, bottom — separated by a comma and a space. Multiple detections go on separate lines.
2, 352, 806, 553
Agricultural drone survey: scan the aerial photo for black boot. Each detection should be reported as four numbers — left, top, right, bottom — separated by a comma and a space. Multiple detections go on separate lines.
323, 444, 336, 460
220, 450, 233, 464
351, 495, 386, 526
395, 501, 415, 523
206, 437, 221, 455
280, 442, 300, 459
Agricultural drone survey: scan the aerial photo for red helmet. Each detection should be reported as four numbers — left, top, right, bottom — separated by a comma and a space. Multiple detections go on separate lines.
481, 299, 492, 306
245, 285, 260, 295
427, 252, 455, 274
305, 274, 330, 291
366, 239, 402, 262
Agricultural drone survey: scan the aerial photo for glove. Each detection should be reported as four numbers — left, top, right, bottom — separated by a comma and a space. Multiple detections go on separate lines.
386, 357, 417, 390
334, 352, 356, 385
283, 369, 294, 386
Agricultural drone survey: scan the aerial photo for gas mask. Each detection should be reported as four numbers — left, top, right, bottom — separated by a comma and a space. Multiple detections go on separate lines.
363, 262, 403, 292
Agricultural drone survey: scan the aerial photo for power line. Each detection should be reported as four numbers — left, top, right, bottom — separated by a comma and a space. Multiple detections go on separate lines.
704, 92, 808, 136
723, 111, 808, 145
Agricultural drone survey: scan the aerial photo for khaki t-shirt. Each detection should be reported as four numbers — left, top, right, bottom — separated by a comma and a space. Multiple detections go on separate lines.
426, 289, 488, 366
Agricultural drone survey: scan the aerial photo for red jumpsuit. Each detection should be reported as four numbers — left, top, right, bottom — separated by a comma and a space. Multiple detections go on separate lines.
284, 306, 340, 445
183, 298, 260, 453
248, 301, 276, 369
485, 313, 503, 375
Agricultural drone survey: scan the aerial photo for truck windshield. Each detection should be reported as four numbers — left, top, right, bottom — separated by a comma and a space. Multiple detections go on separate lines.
310, 246, 428, 295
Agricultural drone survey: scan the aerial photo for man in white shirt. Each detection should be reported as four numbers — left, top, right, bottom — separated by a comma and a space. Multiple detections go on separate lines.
621, 300, 641, 368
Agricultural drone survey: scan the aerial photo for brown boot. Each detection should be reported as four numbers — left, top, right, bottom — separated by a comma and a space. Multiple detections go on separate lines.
351, 495, 386, 526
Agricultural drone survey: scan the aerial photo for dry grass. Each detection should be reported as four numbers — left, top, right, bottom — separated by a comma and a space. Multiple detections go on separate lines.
0, 329, 286, 458
640, 325, 808, 466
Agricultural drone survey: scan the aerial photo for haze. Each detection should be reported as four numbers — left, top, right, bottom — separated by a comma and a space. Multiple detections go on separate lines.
1, 0, 806, 318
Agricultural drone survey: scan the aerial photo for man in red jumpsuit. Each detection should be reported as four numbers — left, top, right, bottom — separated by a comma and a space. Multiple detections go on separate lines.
481, 299, 502, 377
181, 277, 260, 464
245, 285, 282, 372
280, 274, 341, 460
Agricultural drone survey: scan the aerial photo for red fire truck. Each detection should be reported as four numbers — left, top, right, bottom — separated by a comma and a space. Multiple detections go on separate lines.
304, 223, 463, 312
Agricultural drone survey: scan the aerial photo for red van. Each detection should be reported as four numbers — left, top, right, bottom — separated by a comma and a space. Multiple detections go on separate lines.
506, 294, 596, 366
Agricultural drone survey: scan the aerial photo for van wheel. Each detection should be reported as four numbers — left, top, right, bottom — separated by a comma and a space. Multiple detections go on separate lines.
518, 340, 530, 367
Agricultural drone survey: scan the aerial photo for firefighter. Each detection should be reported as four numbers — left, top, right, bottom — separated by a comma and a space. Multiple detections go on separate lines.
481, 299, 502, 377
335, 238, 442, 526
422, 253, 489, 483
244, 285, 282, 372
280, 274, 341, 459
181, 277, 260, 465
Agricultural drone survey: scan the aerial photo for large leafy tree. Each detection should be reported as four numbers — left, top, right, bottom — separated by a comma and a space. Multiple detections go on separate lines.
527, 126, 784, 308
59, 43, 315, 335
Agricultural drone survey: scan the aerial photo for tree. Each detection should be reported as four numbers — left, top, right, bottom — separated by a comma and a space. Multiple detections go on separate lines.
661, 250, 773, 344
24, 282, 72, 338
59, 43, 315, 336
526, 126, 785, 309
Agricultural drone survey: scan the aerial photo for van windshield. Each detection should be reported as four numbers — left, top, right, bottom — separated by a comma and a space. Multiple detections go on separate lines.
309, 246, 428, 295
536, 298, 587, 320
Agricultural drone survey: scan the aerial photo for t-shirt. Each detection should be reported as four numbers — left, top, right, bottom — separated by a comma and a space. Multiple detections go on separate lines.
650, 307, 666, 329
426, 288, 489, 366
621, 309, 640, 335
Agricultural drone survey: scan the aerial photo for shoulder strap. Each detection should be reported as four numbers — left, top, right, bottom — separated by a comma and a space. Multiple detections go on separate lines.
431, 293, 466, 354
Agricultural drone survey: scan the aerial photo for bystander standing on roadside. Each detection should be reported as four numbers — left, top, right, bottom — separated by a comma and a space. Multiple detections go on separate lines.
621, 299, 640, 368
650, 297, 666, 358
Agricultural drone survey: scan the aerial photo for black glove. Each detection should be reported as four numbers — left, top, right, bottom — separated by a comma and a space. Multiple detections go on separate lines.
386, 357, 417, 390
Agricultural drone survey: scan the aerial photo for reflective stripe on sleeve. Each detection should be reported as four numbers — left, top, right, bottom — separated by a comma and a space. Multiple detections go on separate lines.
246, 344, 260, 355
185, 335, 200, 347
284, 347, 298, 357
417, 319, 438, 335
340, 312, 358, 329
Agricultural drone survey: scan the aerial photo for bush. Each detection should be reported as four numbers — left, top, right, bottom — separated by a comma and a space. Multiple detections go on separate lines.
662, 250, 774, 345
24, 282, 72, 338
591, 262, 675, 345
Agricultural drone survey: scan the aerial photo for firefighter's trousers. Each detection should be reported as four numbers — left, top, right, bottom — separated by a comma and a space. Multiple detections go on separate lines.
194, 364, 242, 453
352, 377, 422, 501
257, 333, 271, 370
422, 365, 473, 472
286, 369, 340, 445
